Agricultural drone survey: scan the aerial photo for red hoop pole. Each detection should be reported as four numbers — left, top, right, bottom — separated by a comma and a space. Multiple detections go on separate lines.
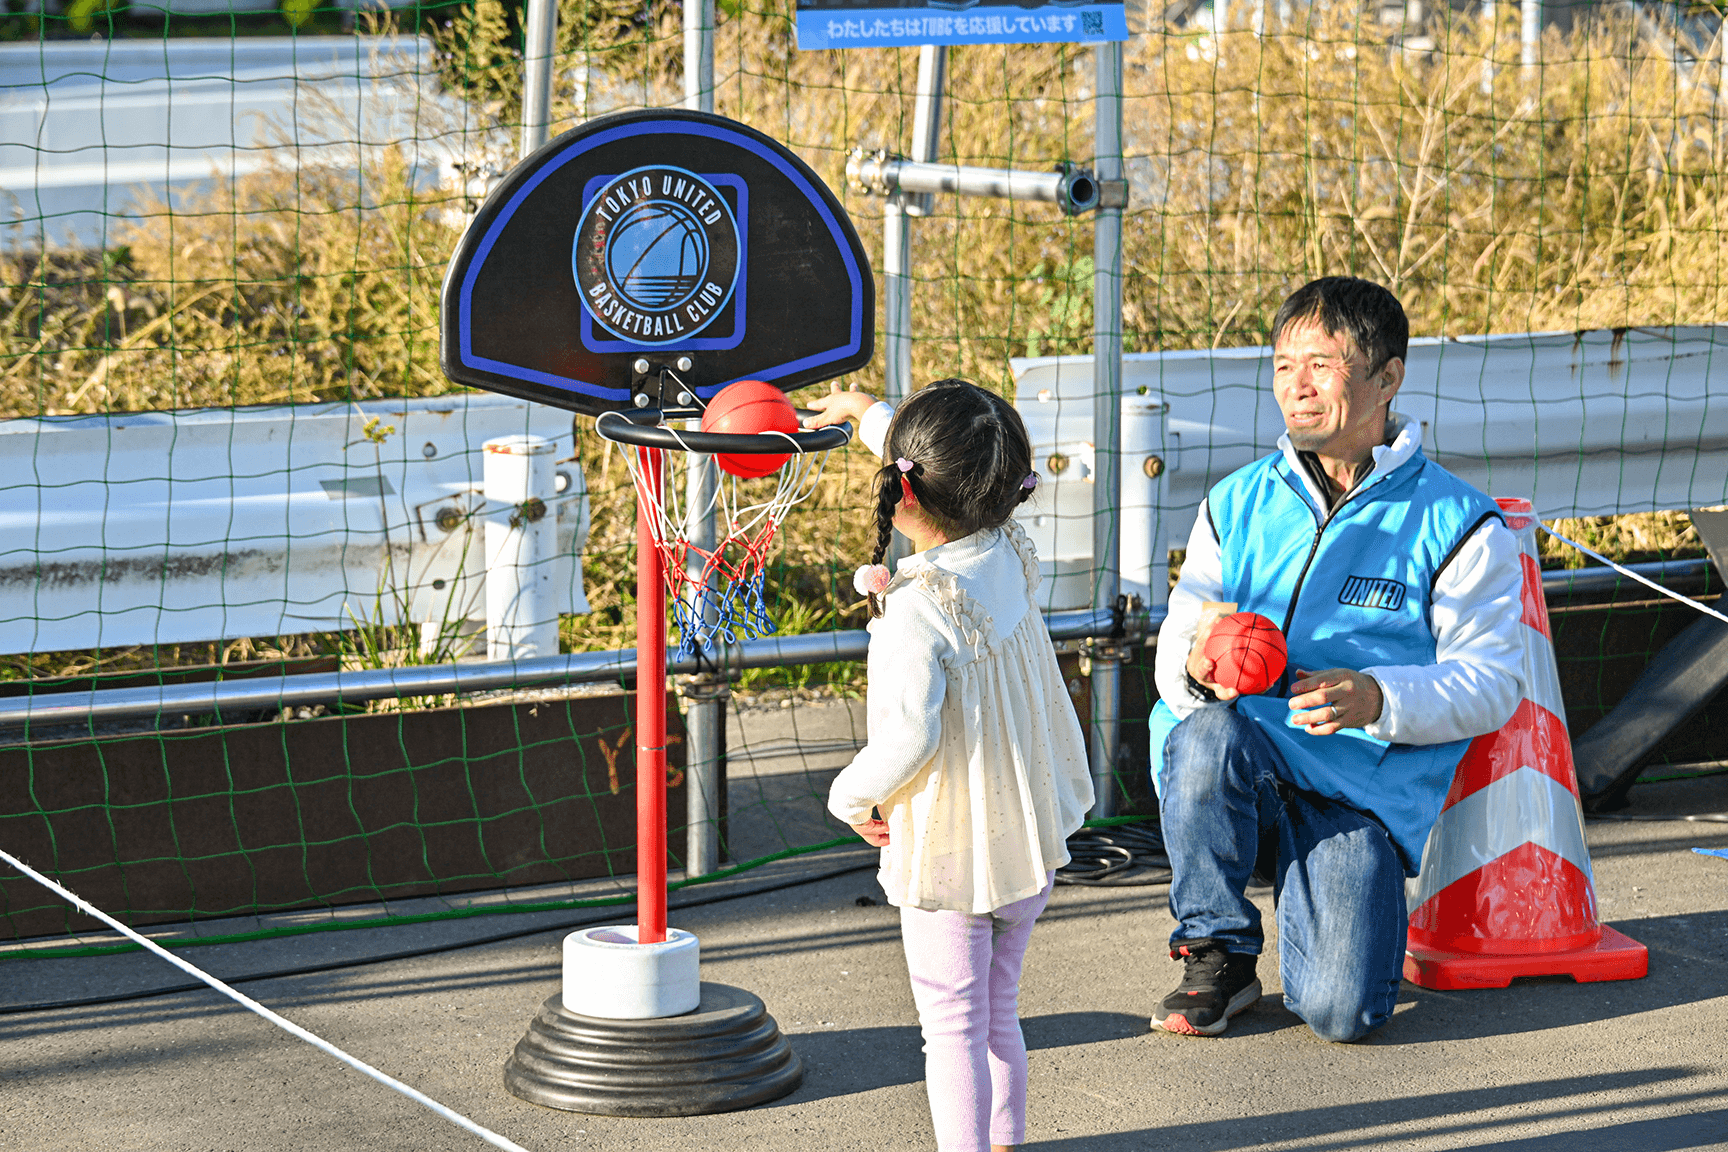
634, 446, 668, 944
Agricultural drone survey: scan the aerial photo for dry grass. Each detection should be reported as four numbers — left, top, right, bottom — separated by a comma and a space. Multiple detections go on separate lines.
3, 121, 461, 412
1541, 510, 1707, 569
1123, 8, 1728, 347
2, 6, 1722, 679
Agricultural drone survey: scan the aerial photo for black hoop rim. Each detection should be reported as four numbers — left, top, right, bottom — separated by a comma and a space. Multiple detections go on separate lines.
595, 409, 854, 455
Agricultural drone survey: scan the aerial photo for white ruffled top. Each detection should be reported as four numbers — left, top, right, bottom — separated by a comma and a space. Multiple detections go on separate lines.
826, 521, 1094, 913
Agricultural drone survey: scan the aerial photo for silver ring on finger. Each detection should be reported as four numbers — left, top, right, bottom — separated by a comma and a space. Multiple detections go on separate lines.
1329, 703, 1340, 721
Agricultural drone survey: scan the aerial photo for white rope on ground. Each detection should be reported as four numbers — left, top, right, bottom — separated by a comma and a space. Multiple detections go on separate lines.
0, 847, 533, 1152
1540, 523, 1728, 627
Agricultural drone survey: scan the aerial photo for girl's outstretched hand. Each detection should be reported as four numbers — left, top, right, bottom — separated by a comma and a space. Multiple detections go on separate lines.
850, 818, 890, 847
803, 381, 877, 429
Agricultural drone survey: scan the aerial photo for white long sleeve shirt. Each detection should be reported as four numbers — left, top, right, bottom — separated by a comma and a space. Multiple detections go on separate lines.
826, 523, 1094, 912
1154, 412, 1527, 745
825, 401, 1093, 912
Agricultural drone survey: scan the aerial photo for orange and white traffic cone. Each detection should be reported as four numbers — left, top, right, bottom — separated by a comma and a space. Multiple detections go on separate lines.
1402, 498, 1648, 990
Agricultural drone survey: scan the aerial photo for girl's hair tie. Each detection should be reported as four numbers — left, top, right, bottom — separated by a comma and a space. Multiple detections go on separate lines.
1022, 472, 1039, 490
854, 564, 892, 597
895, 457, 915, 473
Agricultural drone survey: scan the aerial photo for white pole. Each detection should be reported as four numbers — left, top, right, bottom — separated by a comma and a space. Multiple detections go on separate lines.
1118, 394, 1168, 609
885, 45, 947, 406
683, 431, 723, 878
908, 45, 946, 216
1481, 0, 1497, 93
882, 45, 947, 568
683, 0, 715, 113
884, 201, 914, 405
520, 0, 557, 159
1520, 0, 1540, 71
484, 435, 559, 660
0, 847, 533, 1152
684, 0, 722, 878
1090, 42, 1125, 820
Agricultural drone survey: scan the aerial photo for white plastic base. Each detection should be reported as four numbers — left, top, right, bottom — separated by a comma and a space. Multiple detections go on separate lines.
561, 925, 701, 1020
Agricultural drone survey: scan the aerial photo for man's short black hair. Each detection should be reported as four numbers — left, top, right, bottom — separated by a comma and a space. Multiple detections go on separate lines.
1270, 277, 1408, 374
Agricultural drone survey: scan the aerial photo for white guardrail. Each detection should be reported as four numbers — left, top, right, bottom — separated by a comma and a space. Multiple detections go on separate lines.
1013, 325, 1728, 612
0, 35, 451, 251
4, 326, 1719, 657
0, 395, 589, 658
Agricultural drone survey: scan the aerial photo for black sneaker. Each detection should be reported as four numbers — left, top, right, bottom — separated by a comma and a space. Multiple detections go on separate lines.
1151, 940, 1262, 1036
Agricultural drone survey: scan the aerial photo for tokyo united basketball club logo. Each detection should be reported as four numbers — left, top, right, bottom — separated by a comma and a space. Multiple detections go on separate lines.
573, 166, 740, 346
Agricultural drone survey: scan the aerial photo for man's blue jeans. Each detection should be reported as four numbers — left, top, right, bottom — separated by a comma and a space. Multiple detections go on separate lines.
1159, 703, 1407, 1042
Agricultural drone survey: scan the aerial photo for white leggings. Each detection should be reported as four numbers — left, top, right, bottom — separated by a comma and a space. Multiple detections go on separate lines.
898, 876, 1054, 1151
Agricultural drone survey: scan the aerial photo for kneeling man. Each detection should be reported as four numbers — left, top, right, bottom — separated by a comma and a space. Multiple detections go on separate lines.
1149, 277, 1527, 1042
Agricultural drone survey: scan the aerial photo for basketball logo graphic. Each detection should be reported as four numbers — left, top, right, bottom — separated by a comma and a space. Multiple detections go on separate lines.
573, 166, 741, 347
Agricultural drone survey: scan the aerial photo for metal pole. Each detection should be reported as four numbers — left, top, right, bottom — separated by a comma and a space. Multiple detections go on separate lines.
1520, 0, 1539, 71
884, 44, 947, 404
881, 45, 946, 567
683, 436, 723, 878
683, 0, 714, 113
848, 154, 1100, 213
884, 200, 914, 406
682, 0, 722, 879
519, 0, 557, 160
908, 44, 946, 216
1481, 0, 1497, 94
0, 603, 1173, 729
0, 550, 1682, 732
1089, 42, 1125, 820
635, 447, 669, 944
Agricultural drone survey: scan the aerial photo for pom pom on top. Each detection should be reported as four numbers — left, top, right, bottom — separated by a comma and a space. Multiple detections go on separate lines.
854, 564, 892, 597
1200, 612, 1288, 696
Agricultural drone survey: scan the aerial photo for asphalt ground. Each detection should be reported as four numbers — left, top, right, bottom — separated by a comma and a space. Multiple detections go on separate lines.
1, 700, 1725, 1152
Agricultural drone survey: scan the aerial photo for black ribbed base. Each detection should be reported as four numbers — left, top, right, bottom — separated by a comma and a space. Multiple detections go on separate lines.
503, 982, 802, 1117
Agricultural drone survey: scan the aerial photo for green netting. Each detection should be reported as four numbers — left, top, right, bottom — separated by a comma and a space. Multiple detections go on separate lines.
1, 0, 1725, 955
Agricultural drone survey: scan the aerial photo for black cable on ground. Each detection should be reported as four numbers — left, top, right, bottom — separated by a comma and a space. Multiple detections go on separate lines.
1050, 808, 1725, 891
0, 858, 880, 1016
1056, 820, 1171, 887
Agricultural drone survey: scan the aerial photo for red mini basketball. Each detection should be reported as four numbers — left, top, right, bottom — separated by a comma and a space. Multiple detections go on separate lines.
701, 379, 799, 478
1200, 612, 1288, 696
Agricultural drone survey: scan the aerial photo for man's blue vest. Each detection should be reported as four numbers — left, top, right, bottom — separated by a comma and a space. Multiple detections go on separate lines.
1150, 446, 1501, 872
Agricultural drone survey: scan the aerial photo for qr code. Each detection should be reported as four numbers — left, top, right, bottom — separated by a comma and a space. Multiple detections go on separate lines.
1081, 10, 1103, 34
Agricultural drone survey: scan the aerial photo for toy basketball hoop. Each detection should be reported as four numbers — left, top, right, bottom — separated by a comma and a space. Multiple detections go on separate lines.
596, 402, 852, 660
440, 107, 873, 1117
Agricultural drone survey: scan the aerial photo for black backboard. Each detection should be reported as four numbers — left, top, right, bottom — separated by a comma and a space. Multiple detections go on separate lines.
441, 109, 875, 416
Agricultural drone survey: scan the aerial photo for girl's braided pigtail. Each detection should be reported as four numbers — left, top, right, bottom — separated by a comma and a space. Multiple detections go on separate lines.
866, 464, 901, 617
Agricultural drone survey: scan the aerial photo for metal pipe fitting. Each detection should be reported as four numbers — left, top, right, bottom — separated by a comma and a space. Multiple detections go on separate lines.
846, 150, 1101, 215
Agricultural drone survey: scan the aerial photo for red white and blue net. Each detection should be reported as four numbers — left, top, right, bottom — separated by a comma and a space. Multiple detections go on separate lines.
619, 429, 833, 660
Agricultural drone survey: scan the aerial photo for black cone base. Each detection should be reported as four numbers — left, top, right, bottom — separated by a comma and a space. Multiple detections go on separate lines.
503, 982, 802, 1117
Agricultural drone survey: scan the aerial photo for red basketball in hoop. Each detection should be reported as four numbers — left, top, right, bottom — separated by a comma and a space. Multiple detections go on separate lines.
701, 380, 799, 478
1201, 612, 1288, 695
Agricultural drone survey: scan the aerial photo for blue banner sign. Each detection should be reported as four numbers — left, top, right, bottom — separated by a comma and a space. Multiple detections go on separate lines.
796, 1, 1128, 49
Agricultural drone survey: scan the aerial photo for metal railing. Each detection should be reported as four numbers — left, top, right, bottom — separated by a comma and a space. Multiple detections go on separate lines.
3, 555, 1710, 731
0, 606, 1131, 730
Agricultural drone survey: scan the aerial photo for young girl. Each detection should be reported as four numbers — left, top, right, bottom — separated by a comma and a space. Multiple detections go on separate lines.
805, 379, 1093, 1152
